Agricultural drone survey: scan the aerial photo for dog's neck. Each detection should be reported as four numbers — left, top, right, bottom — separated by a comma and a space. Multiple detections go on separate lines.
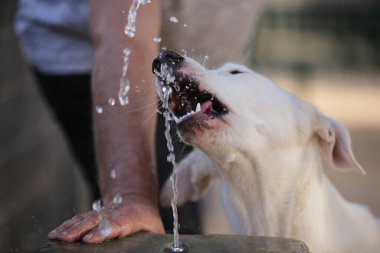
208, 141, 352, 239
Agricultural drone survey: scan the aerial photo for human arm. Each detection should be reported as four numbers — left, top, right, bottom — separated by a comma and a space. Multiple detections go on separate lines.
48, 0, 163, 243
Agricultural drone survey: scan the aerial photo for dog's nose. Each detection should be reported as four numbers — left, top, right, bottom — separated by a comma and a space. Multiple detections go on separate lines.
152, 51, 184, 74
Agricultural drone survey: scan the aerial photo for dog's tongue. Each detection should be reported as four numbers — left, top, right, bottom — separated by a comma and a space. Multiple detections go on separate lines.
200, 101, 212, 113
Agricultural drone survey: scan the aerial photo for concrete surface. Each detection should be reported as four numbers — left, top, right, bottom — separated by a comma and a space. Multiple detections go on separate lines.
37, 233, 309, 253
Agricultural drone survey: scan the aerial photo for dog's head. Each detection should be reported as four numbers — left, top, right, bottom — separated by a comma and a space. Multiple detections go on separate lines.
153, 51, 365, 175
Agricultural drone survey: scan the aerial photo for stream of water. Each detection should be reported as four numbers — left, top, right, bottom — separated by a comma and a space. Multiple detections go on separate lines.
117, 1, 184, 251
119, 0, 151, 106
162, 87, 183, 252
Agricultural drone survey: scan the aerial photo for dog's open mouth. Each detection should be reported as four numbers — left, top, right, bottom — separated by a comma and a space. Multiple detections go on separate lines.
161, 74, 228, 125
152, 51, 228, 130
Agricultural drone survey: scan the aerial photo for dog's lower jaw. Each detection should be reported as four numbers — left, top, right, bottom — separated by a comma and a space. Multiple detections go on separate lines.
207, 144, 380, 253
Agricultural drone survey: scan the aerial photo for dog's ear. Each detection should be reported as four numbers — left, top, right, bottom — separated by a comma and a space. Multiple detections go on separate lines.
160, 149, 218, 207
314, 113, 366, 175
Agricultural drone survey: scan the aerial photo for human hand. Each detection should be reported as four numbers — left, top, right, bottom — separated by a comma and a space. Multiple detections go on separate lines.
48, 195, 164, 243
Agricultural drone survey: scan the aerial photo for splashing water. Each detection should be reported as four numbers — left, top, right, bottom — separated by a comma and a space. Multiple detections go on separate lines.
108, 98, 116, 106
92, 199, 102, 212
122, 1, 183, 250
153, 36, 162, 43
180, 49, 187, 57
124, 0, 151, 38
110, 169, 116, 179
113, 193, 123, 204
203, 55, 209, 66
92, 199, 113, 237
119, 48, 131, 106
99, 216, 113, 237
162, 87, 183, 251
154, 63, 175, 84
95, 106, 103, 114
170, 16, 179, 23
119, 0, 151, 106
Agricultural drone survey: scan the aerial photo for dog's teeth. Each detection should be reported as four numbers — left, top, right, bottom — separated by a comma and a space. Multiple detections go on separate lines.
175, 109, 199, 124
196, 103, 201, 113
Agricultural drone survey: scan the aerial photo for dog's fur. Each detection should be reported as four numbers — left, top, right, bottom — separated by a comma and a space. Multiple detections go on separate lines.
155, 53, 380, 253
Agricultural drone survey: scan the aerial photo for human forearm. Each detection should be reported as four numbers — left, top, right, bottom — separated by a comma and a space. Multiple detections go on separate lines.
48, 0, 163, 243
89, 0, 161, 203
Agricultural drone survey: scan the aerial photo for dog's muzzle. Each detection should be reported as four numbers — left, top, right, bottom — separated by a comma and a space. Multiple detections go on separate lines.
152, 51, 228, 128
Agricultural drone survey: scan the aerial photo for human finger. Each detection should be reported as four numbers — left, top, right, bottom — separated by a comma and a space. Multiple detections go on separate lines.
48, 213, 99, 242
82, 219, 125, 243
48, 213, 89, 239
54, 214, 100, 242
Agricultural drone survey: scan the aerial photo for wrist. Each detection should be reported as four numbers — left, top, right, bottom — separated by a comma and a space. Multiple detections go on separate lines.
99, 160, 158, 203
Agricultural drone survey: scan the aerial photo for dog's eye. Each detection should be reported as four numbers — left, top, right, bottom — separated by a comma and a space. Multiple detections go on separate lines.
229, 70, 243, 75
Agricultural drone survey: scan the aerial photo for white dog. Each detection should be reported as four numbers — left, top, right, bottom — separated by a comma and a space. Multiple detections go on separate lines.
152, 51, 380, 253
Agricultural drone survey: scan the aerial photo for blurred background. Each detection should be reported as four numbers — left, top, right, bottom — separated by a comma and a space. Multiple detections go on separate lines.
1, 0, 379, 252
250, 0, 380, 230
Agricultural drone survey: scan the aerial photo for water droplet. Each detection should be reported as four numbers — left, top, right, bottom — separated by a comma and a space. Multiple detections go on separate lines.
161, 46, 167, 51
183, 23, 188, 28
203, 55, 209, 66
108, 98, 116, 106
170, 16, 179, 23
153, 36, 162, 43
99, 216, 113, 237
113, 194, 123, 204
110, 169, 116, 179
96, 106, 103, 114
169, 243, 186, 253
138, 0, 151, 4
181, 49, 187, 56
92, 199, 102, 212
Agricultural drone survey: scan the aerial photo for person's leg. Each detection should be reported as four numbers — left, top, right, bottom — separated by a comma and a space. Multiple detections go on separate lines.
33, 70, 100, 200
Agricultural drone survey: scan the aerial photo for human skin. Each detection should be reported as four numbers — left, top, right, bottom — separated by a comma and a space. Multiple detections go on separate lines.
48, 0, 164, 243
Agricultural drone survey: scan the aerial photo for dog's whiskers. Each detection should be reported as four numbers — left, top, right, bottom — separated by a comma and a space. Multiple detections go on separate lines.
119, 99, 160, 114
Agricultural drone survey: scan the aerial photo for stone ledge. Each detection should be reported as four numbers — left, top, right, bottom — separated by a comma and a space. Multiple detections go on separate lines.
37, 233, 309, 253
